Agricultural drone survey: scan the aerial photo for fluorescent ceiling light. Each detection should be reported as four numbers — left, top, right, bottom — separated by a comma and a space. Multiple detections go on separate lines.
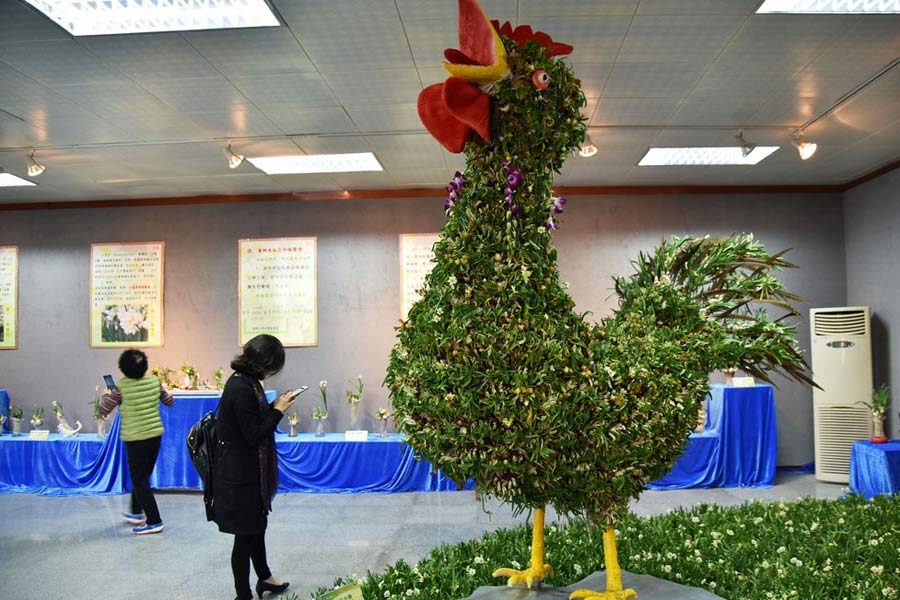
638, 146, 780, 166
0, 173, 37, 187
757, 0, 900, 13
23, 0, 279, 37
248, 153, 384, 175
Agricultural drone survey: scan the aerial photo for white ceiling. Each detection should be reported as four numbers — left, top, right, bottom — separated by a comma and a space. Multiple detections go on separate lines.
0, 0, 899, 205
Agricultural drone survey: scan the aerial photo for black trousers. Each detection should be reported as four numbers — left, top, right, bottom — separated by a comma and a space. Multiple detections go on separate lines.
232, 532, 272, 599
125, 436, 162, 525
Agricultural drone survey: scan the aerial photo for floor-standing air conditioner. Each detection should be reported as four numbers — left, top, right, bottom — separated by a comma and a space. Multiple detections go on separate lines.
810, 306, 873, 483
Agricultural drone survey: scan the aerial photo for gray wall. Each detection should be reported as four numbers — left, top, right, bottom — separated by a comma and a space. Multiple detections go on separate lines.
0, 191, 848, 465
844, 168, 900, 438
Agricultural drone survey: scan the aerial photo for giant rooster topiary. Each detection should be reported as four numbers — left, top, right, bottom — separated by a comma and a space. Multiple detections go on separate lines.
385, 2, 814, 599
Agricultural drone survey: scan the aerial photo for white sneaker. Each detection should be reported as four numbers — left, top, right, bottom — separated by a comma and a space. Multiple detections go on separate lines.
122, 512, 146, 525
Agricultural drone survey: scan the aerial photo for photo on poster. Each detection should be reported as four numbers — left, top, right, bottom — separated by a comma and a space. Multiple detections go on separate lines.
100, 304, 150, 343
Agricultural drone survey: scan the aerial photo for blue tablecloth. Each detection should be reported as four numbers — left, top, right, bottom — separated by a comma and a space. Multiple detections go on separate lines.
0, 417, 129, 496
0, 393, 470, 496
276, 433, 474, 493
0, 389, 8, 434
850, 440, 900, 499
647, 384, 777, 489
151, 391, 280, 489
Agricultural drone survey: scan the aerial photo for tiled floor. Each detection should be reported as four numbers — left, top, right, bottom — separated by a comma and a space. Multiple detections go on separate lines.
0, 473, 845, 600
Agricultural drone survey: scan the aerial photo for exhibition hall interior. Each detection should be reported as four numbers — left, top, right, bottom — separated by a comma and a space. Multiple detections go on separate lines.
0, 1, 899, 599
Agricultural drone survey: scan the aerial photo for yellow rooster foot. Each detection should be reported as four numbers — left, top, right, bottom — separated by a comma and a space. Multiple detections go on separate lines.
569, 588, 637, 600
493, 564, 555, 588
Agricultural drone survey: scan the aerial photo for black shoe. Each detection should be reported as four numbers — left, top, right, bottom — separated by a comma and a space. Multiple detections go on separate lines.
256, 580, 289, 598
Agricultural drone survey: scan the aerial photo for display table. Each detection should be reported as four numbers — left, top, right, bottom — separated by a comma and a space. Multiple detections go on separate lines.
0, 392, 470, 496
849, 439, 900, 499
152, 390, 274, 489
648, 384, 777, 489
276, 432, 474, 493
0, 418, 129, 496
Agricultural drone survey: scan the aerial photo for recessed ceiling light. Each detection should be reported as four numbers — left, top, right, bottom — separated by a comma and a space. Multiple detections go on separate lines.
23, 0, 279, 37
757, 0, 900, 13
638, 147, 780, 166
247, 152, 384, 175
0, 173, 37, 187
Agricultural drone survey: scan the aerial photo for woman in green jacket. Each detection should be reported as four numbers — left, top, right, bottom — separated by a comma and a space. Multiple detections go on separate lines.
100, 349, 173, 534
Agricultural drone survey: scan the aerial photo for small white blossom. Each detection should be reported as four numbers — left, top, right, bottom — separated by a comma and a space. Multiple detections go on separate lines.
473, 556, 485, 565
465, 567, 476, 576
872, 565, 885, 575
777, 546, 787, 554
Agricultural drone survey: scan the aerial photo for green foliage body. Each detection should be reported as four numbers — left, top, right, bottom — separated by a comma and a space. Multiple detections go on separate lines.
386, 33, 811, 526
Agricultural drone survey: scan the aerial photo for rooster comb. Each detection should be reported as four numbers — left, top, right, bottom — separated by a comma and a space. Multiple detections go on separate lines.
490, 20, 574, 57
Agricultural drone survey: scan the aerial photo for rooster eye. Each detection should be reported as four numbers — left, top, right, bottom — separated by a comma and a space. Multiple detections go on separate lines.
532, 69, 550, 90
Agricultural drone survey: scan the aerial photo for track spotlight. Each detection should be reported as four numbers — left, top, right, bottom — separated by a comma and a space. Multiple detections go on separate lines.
792, 132, 817, 160
223, 144, 244, 169
734, 130, 756, 158
578, 134, 598, 158
26, 151, 45, 177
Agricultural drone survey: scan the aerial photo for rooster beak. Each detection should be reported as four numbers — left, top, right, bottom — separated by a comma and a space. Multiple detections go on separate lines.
441, 0, 508, 87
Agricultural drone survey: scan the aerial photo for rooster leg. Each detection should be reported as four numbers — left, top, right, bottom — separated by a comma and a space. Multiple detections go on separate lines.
569, 526, 637, 600
492, 506, 554, 588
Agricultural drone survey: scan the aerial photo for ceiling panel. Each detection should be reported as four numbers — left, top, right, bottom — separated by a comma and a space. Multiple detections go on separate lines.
51, 80, 172, 117
636, 1, 761, 15
591, 98, 682, 126
669, 94, 769, 126
519, 0, 639, 16
182, 27, 317, 76
365, 133, 446, 171
324, 68, 423, 105
617, 16, 748, 64
345, 103, 422, 133
77, 34, 218, 81
0, 1, 69, 44
139, 77, 251, 113
572, 63, 615, 100
0, 40, 121, 85
276, 0, 415, 71
258, 105, 357, 135
183, 108, 285, 138
603, 62, 707, 98
230, 72, 339, 107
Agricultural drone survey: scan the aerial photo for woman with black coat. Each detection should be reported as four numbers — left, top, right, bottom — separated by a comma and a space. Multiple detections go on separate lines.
213, 334, 297, 600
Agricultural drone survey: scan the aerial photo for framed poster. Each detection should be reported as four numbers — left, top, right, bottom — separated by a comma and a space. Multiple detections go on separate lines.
400, 233, 439, 320
0, 246, 18, 350
90, 242, 164, 348
239, 237, 317, 347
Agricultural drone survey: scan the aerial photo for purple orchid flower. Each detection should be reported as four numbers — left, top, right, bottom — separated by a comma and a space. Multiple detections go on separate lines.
511, 205, 522, 217
545, 218, 560, 231
443, 172, 466, 217
552, 196, 567, 214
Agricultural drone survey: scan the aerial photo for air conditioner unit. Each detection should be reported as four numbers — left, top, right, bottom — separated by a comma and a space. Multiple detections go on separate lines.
810, 306, 873, 483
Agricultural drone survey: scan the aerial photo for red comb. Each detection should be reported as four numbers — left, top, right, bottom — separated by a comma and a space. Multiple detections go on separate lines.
490, 20, 573, 57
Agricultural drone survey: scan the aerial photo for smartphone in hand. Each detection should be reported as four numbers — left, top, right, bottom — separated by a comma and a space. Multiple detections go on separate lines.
103, 374, 117, 391
287, 386, 309, 399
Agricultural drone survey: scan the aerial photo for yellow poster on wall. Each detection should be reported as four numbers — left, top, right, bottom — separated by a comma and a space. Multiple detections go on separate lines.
400, 233, 439, 320
90, 242, 164, 348
239, 237, 317, 347
0, 246, 18, 350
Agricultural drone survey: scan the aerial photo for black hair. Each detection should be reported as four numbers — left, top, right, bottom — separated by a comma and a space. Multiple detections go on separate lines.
119, 349, 149, 379
231, 334, 285, 380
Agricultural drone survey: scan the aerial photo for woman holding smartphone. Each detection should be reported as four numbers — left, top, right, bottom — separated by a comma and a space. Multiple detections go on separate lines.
213, 334, 298, 600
